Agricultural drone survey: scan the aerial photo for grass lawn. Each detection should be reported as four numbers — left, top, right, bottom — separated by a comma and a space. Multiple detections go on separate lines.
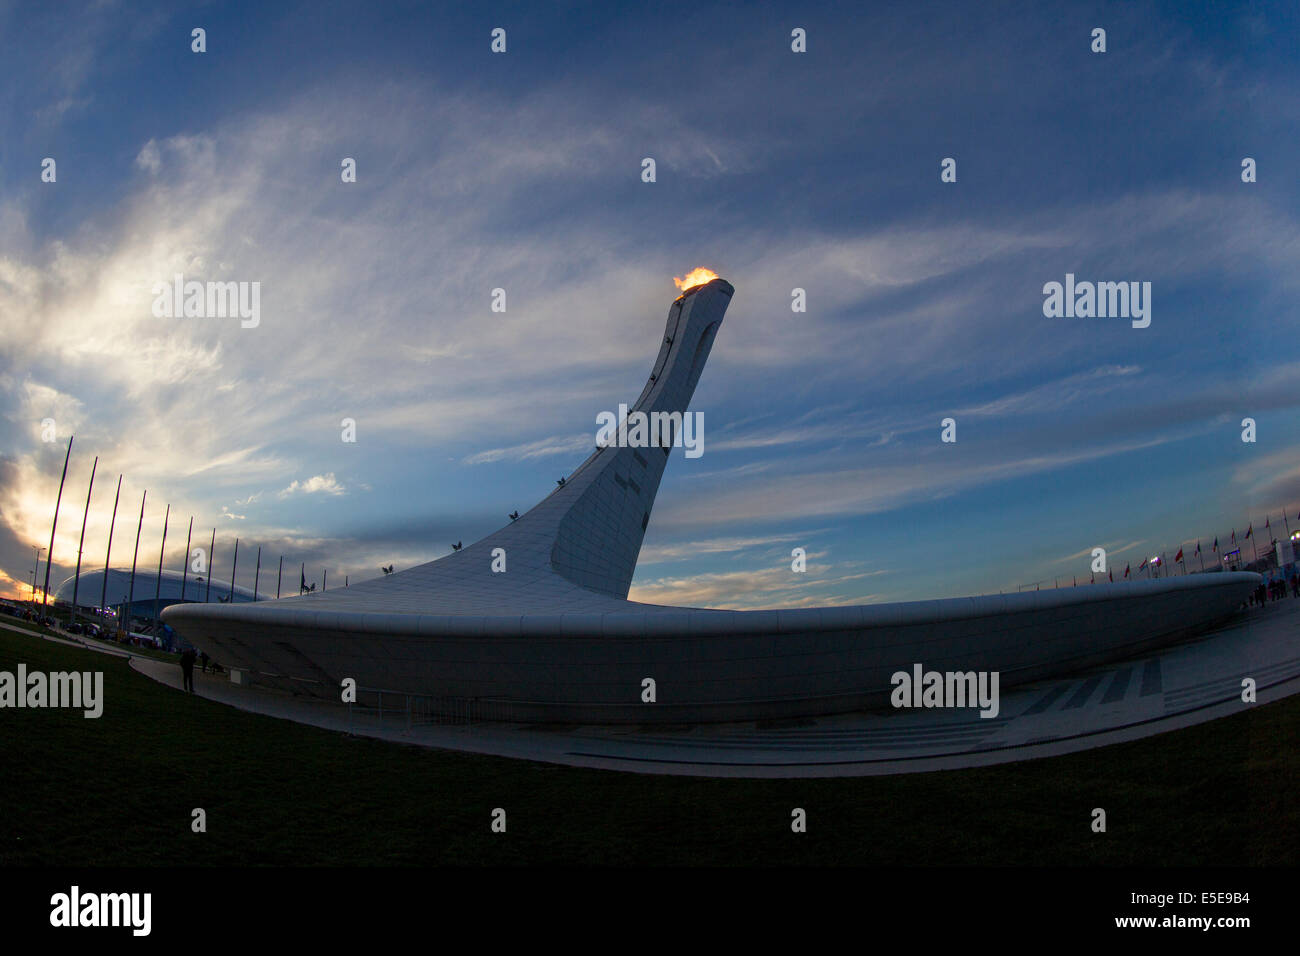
0, 627, 1295, 866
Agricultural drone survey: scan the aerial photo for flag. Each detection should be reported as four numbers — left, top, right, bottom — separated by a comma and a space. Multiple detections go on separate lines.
1124, 563, 1131, 578
1246, 523, 1253, 540
1213, 536, 1218, 552
1266, 516, 1271, 530
1175, 548, 1183, 562
1108, 569, 1113, 582
1138, 557, 1148, 571
1194, 540, 1201, 556
1231, 529, 1236, 544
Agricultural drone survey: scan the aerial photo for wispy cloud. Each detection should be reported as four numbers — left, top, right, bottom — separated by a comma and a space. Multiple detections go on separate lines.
637, 532, 818, 565
653, 434, 1180, 531
630, 561, 891, 611
464, 434, 594, 465
279, 474, 345, 498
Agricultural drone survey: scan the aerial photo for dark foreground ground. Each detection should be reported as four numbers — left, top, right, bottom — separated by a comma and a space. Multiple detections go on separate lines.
0, 627, 1295, 866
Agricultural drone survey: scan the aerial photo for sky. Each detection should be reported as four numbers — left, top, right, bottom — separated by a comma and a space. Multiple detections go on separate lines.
1, 0, 1298, 610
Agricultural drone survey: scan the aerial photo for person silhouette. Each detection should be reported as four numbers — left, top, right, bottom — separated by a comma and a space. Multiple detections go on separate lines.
180, 647, 197, 693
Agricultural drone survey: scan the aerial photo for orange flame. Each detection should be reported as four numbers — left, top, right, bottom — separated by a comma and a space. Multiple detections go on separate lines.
673, 267, 719, 294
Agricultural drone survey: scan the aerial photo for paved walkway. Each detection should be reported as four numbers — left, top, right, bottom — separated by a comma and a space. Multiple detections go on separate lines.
1, 618, 137, 658
118, 598, 1300, 777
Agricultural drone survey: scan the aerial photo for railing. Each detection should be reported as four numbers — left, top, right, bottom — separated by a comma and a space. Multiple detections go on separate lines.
344, 686, 526, 731
221, 668, 525, 728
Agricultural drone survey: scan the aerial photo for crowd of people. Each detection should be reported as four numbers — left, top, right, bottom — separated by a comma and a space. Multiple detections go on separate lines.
1249, 568, 1300, 605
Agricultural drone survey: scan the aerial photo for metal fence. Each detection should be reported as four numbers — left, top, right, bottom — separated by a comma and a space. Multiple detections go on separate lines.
345, 687, 524, 731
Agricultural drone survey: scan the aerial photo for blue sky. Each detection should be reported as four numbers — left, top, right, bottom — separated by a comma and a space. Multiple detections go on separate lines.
2, 0, 1298, 608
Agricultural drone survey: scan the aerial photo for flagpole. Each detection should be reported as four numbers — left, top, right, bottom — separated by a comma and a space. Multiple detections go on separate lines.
42, 435, 74, 610
31, 545, 45, 607
127, 490, 146, 629
101, 475, 121, 618
153, 504, 169, 632
206, 529, 215, 601
277, 555, 283, 599
180, 517, 193, 603
229, 538, 239, 603
252, 546, 262, 601
70, 455, 98, 623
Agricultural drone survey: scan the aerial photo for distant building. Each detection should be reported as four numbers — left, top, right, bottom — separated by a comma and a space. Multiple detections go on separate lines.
53, 568, 257, 621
